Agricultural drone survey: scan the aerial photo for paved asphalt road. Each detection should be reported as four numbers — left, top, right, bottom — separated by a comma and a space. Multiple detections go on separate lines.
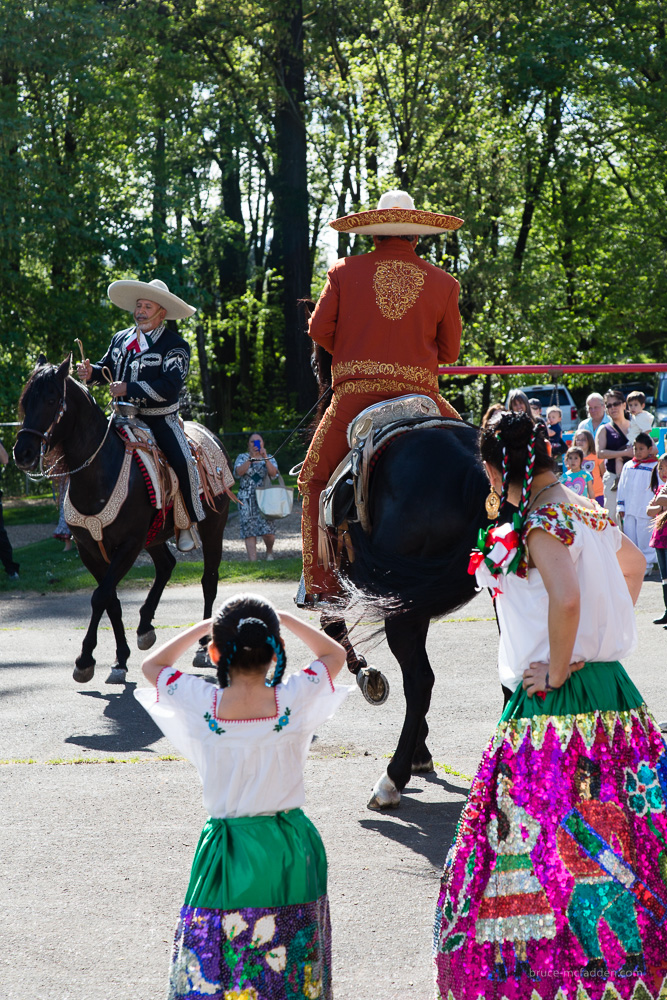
1, 579, 666, 1000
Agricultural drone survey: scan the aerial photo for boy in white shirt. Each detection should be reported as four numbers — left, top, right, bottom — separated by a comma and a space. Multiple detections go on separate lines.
617, 432, 657, 573
626, 390, 654, 442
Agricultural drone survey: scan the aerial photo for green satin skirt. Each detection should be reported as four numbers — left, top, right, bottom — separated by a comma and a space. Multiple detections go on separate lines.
184, 807, 328, 910
501, 660, 645, 721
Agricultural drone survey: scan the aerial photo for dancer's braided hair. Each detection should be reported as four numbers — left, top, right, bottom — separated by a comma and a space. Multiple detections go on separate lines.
480, 411, 554, 513
211, 593, 286, 688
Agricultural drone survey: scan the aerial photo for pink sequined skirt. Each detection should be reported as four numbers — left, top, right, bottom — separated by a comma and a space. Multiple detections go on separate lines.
434, 661, 667, 1000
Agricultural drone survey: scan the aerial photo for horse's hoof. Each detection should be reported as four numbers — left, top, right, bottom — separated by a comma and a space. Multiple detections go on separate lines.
105, 667, 127, 684
411, 757, 435, 774
356, 667, 390, 706
137, 629, 156, 650
192, 645, 212, 670
73, 664, 95, 684
367, 772, 401, 811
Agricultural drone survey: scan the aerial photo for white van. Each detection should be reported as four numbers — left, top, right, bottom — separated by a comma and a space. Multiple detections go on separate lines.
505, 384, 579, 432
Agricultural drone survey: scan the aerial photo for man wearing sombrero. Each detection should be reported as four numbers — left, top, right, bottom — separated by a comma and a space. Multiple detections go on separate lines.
298, 190, 463, 601
77, 278, 205, 551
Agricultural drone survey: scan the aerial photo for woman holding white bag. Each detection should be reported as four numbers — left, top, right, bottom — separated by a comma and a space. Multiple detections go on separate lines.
234, 432, 279, 561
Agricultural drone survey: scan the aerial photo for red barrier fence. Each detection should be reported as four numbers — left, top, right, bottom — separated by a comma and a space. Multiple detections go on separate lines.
437, 364, 667, 376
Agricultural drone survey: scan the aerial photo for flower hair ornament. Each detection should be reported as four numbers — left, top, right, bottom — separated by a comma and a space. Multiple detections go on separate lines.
468, 424, 537, 582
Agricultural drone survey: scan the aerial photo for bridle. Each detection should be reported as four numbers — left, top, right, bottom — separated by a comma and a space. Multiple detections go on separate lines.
19, 377, 115, 480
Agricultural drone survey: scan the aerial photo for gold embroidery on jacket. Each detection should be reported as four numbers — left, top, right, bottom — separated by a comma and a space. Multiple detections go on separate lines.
332, 360, 437, 391
373, 260, 425, 320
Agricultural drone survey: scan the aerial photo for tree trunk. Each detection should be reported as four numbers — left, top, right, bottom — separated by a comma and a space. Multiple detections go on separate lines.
271, 0, 314, 409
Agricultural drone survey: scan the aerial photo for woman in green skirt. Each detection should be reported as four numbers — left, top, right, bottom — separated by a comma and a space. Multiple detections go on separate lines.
136, 593, 349, 1000
433, 411, 667, 1000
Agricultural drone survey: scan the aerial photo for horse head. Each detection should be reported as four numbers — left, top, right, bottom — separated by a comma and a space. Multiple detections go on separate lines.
14, 355, 72, 470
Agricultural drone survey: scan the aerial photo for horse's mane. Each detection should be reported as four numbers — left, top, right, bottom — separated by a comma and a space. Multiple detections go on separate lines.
19, 363, 100, 418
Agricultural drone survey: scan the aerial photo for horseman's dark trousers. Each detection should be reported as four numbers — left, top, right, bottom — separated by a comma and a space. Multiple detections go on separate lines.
297, 380, 459, 595
142, 414, 205, 523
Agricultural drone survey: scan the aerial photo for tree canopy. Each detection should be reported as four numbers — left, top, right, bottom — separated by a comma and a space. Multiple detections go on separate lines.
1, 0, 665, 429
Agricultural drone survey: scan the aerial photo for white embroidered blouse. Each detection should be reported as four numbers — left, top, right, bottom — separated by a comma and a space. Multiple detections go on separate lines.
134, 659, 352, 818
475, 502, 638, 691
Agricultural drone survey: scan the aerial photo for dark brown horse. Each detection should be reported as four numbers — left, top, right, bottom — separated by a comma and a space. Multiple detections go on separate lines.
308, 341, 488, 809
13, 356, 231, 684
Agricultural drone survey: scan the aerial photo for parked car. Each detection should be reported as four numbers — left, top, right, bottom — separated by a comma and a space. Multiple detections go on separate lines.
608, 381, 655, 405
505, 384, 579, 432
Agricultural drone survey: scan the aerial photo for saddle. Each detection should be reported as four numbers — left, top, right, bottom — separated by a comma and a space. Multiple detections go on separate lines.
317, 394, 462, 574
64, 412, 235, 562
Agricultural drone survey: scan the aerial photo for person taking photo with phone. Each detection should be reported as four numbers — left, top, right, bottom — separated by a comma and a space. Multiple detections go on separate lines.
234, 432, 279, 561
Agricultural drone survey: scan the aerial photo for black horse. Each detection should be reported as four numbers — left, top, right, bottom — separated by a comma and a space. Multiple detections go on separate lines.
310, 343, 488, 809
13, 356, 231, 684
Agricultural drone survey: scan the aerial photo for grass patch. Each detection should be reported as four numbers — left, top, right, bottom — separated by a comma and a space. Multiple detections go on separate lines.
0, 537, 303, 593
2, 497, 58, 525
434, 761, 472, 782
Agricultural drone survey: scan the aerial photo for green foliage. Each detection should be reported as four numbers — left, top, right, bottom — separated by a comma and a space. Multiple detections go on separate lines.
1, 0, 666, 438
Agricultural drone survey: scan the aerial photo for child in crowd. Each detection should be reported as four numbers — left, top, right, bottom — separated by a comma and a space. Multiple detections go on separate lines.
561, 447, 594, 498
617, 432, 658, 574
626, 390, 655, 443
135, 593, 349, 1000
647, 454, 667, 624
546, 406, 566, 459
574, 429, 604, 504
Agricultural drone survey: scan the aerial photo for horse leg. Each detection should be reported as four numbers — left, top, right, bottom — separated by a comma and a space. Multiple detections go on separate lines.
367, 611, 434, 810
137, 542, 177, 650
320, 612, 390, 705
104, 592, 131, 683
191, 505, 227, 670
73, 540, 142, 684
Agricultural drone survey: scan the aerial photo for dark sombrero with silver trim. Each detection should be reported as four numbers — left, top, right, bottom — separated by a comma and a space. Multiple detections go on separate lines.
107, 278, 196, 320
330, 190, 463, 236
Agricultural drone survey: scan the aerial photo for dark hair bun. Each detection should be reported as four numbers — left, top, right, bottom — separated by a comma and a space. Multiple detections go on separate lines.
237, 617, 269, 648
494, 411, 534, 449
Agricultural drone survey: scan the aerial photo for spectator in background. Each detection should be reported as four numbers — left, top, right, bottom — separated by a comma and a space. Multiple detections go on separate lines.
626, 391, 655, 443
647, 454, 667, 624
596, 390, 632, 520
529, 398, 547, 428
53, 476, 73, 552
0, 440, 20, 581
574, 429, 604, 504
577, 393, 610, 437
546, 405, 567, 458
234, 433, 279, 562
617, 432, 657, 575
561, 447, 594, 498
506, 389, 533, 418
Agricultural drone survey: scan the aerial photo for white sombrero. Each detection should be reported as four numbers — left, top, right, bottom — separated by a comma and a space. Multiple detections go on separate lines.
330, 190, 463, 236
107, 278, 196, 320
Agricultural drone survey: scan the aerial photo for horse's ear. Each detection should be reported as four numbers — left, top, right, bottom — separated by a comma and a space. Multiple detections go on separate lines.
56, 353, 71, 382
36, 353, 47, 368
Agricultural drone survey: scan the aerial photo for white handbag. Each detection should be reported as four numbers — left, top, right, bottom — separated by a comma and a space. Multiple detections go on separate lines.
255, 470, 294, 520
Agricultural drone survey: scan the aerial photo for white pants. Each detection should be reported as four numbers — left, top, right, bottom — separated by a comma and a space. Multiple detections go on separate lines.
623, 514, 656, 567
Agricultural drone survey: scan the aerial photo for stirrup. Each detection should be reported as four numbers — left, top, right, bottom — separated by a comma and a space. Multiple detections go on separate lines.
177, 527, 196, 552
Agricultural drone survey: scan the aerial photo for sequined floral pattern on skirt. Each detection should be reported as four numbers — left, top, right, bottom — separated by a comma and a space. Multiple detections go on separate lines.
168, 898, 331, 1000
434, 671, 667, 1000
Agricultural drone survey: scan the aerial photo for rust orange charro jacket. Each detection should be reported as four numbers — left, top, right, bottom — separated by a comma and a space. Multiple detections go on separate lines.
298, 237, 462, 595
308, 237, 461, 394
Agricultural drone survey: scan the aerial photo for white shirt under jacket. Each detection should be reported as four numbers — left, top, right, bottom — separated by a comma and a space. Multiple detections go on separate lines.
475, 502, 638, 692
135, 659, 352, 818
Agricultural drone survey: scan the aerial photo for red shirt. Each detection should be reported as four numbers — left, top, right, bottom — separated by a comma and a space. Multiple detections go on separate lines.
309, 238, 461, 393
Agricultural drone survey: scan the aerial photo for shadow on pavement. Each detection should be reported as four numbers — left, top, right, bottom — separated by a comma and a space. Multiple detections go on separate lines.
65, 682, 164, 752
358, 775, 468, 869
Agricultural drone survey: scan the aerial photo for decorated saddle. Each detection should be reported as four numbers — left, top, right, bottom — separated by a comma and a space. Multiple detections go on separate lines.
317, 393, 462, 573
64, 414, 235, 560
